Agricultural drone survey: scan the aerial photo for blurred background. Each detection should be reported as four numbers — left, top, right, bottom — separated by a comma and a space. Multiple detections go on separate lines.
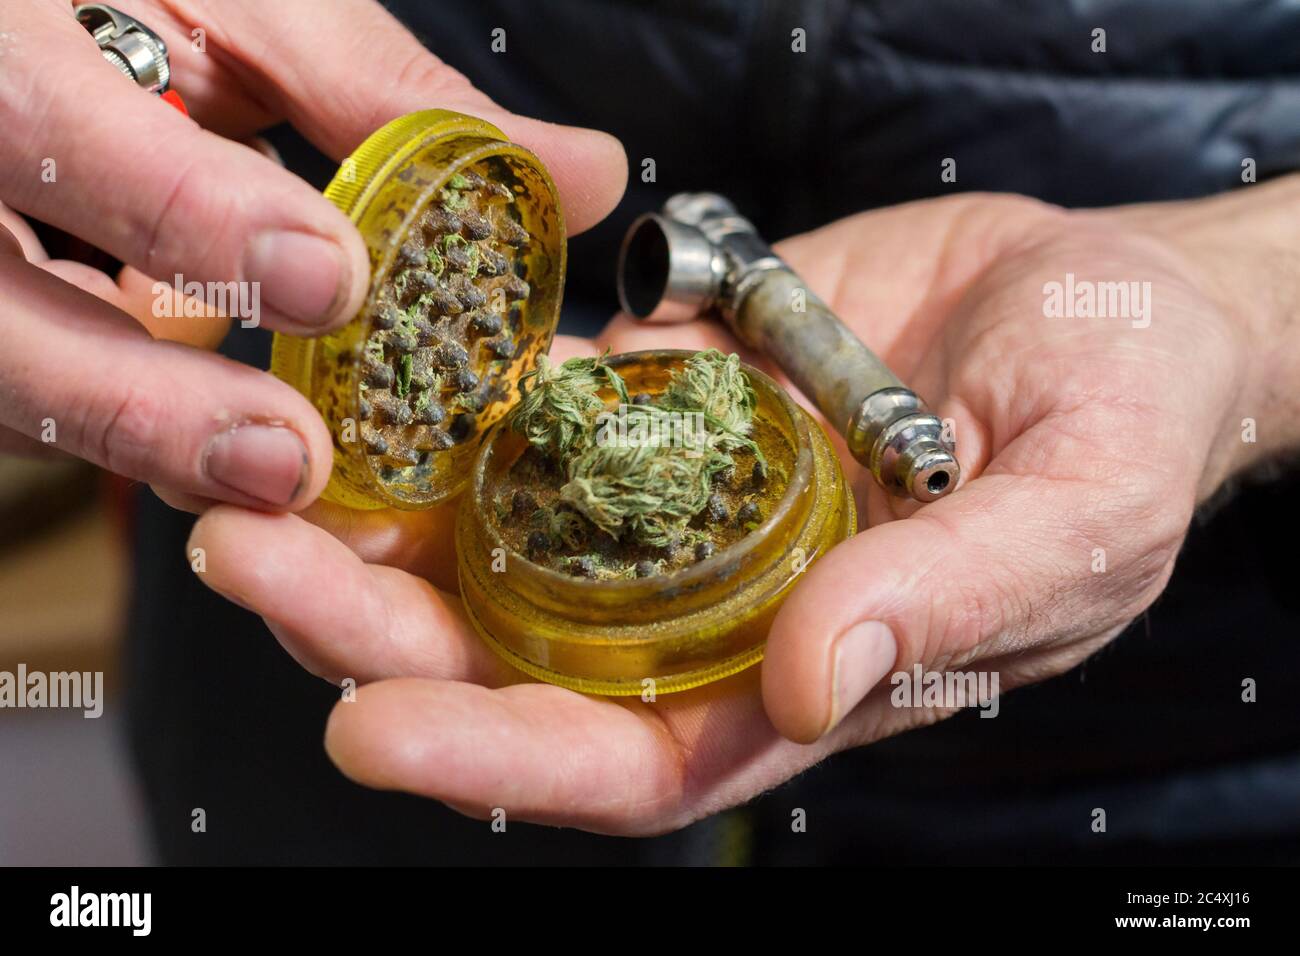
0, 457, 151, 865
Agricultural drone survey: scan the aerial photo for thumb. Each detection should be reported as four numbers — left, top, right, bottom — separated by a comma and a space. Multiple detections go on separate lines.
762, 473, 1098, 744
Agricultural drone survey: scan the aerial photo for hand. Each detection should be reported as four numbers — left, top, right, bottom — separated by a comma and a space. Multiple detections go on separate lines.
0, 0, 625, 510
190, 178, 1300, 834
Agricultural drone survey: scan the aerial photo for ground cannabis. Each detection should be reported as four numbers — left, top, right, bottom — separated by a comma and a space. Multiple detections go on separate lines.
358, 163, 531, 481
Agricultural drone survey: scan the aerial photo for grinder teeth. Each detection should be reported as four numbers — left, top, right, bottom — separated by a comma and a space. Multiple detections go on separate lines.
358, 161, 535, 487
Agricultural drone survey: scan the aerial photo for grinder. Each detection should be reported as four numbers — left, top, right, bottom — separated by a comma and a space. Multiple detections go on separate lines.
617, 192, 959, 502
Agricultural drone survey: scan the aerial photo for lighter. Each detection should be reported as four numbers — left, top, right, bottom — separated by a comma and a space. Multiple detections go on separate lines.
75, 3, 188, 114
617, 192, 960, 502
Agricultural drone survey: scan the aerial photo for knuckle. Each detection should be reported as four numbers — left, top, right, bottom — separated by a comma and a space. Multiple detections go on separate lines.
966, 193, 1070, 236
391, 49, 475, 104
143, 148, 232, 277
903, 511, 1024, 663
936, 567, 1027, 661
89, 382, 169, 477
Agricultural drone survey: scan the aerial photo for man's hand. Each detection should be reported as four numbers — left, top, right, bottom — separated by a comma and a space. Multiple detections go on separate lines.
0, 0, 626, 510
189, 179, 1299, 835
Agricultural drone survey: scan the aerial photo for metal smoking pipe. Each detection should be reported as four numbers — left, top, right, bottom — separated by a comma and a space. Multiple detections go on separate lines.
616, 192, 959, 502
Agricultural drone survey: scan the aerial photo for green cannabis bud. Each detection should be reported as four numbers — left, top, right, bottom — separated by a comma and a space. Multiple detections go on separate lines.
561, 439, 732, 547
506, 349, 767, 552
509, 353, 628, 459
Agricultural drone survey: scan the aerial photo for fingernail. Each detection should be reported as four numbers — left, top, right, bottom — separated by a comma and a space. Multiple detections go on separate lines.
243, 230, 349, 326
204, 423, 308, 506
825, 621, 897, 737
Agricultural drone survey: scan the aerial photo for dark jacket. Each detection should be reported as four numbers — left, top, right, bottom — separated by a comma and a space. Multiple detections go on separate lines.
127, 0, 1300, 864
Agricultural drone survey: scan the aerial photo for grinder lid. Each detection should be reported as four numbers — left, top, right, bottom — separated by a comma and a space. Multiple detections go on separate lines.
271, 110, 566, 510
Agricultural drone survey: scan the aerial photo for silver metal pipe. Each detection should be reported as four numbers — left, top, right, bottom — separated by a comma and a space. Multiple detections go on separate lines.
616, 192, 958, 502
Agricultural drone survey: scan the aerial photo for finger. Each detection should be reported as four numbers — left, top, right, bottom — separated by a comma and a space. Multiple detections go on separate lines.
324, 670, 860, 834
324, 679, 687, 833
1, 226, 88, 459
300, 499, 460, 592
548, 333, 600, 364
0, 254, 331, 508
33, 257, 123, 302
0, 201, 46, 261
114, 265, 233, 348
189, 506, 511, 685
34, 258, 227, 348
179, 0, 627, 234
0, 4, 368, 332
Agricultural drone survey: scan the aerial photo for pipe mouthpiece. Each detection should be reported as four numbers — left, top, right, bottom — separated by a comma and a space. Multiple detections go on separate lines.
899, 442, 960, 502
849, 388, 960, 503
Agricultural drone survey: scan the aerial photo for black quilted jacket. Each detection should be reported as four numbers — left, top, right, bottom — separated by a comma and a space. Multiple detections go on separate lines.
127, 0, 1300, 864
